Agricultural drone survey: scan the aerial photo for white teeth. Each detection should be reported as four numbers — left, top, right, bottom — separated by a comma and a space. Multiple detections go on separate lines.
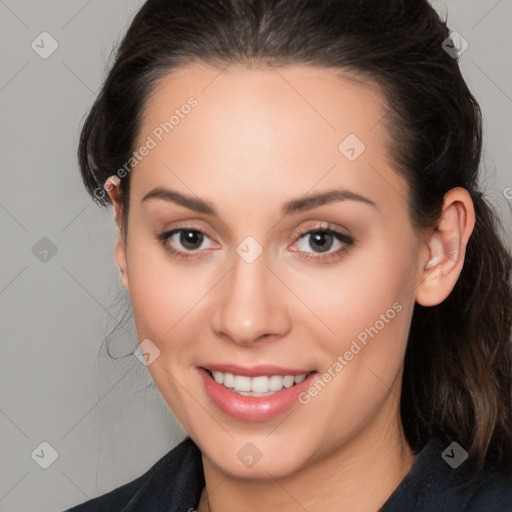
251, 376, 269, 393
268, 375, 283, 392
282, 375, 295, 388
223, 372, 234, 388
294, 373, 307, 384
233, 375, 252, 392
208, 370, 309, 394
238, 390, 275, 397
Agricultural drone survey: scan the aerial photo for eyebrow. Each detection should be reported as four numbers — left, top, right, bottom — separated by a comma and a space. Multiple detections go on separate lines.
141, 186, 377, 216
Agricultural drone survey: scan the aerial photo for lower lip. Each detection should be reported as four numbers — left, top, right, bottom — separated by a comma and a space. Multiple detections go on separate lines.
198, 368, 317, 422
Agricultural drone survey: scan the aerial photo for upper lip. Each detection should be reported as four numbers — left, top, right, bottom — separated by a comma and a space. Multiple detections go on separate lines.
200, 364, 314, 377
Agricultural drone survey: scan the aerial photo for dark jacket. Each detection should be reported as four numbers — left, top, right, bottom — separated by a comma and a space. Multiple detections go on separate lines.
62, 435, 512, 511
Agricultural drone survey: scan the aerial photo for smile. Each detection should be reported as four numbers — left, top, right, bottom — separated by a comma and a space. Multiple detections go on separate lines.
197, 366, 318, 421
205, 369, 310, 396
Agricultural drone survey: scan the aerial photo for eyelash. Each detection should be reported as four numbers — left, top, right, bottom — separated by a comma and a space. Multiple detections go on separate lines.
154, 222, 355, 263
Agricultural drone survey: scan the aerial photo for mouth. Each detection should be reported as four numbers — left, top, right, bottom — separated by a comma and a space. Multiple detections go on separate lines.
201, 367, 314, 397
197, 365, 319, 421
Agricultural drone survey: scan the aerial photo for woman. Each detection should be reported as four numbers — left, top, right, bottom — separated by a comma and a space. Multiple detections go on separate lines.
63, 0, 512, 510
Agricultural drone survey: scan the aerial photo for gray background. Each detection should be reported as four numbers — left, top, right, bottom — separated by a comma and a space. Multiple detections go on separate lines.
1, 1, 511, 511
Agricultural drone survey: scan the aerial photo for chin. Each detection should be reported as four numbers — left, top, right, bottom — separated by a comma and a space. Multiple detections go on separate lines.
196, 429, 315, 479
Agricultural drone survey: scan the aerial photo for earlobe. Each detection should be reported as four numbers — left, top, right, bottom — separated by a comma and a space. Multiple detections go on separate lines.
415, 187, 475, 307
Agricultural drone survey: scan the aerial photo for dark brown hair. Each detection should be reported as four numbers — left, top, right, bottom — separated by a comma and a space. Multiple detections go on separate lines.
78, 0, 512, 470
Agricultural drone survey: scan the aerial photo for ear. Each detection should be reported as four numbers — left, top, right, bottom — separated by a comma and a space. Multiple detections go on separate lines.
105, 176, 130, 292
415, 187, 475, 307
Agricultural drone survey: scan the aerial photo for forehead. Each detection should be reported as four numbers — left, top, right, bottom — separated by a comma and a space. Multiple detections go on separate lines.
130, 62, 405, 214
139, 62, 387, 147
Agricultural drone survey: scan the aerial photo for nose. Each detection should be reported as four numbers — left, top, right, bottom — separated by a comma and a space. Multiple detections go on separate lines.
210, 248, 292, 347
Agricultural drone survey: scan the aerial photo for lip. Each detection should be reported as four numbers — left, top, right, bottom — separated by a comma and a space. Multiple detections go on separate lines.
200, 363, 313, 377
197, 366, 318, 422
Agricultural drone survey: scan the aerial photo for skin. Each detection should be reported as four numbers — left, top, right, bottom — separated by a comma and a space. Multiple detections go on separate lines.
106, 63, 475, 512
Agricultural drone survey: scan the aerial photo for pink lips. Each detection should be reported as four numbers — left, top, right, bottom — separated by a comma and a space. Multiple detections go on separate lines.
197, 365, 317, 422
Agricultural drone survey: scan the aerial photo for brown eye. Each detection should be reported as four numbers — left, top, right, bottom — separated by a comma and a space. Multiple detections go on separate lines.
156, 228, 216, 259
295, 229, 353, 254
178, 229, 204, 250
288, 224, 355, 263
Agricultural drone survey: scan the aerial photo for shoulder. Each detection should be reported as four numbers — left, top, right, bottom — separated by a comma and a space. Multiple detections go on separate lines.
380, 436, 512, 512
465, 465, 512, 511
61, 436, 204, 512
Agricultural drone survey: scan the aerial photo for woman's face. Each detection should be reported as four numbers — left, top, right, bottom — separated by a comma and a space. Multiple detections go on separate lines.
112, 63, 428, 478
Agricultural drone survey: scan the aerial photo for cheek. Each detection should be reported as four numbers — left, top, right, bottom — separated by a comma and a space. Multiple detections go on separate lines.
298, 261, 413, 431
124, 242, 210, 418
125, 240, 200, 340
312, 277, 410, 384
125, 239, 225, 383
294, 231, 417, 391
292, 241, 414, 341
